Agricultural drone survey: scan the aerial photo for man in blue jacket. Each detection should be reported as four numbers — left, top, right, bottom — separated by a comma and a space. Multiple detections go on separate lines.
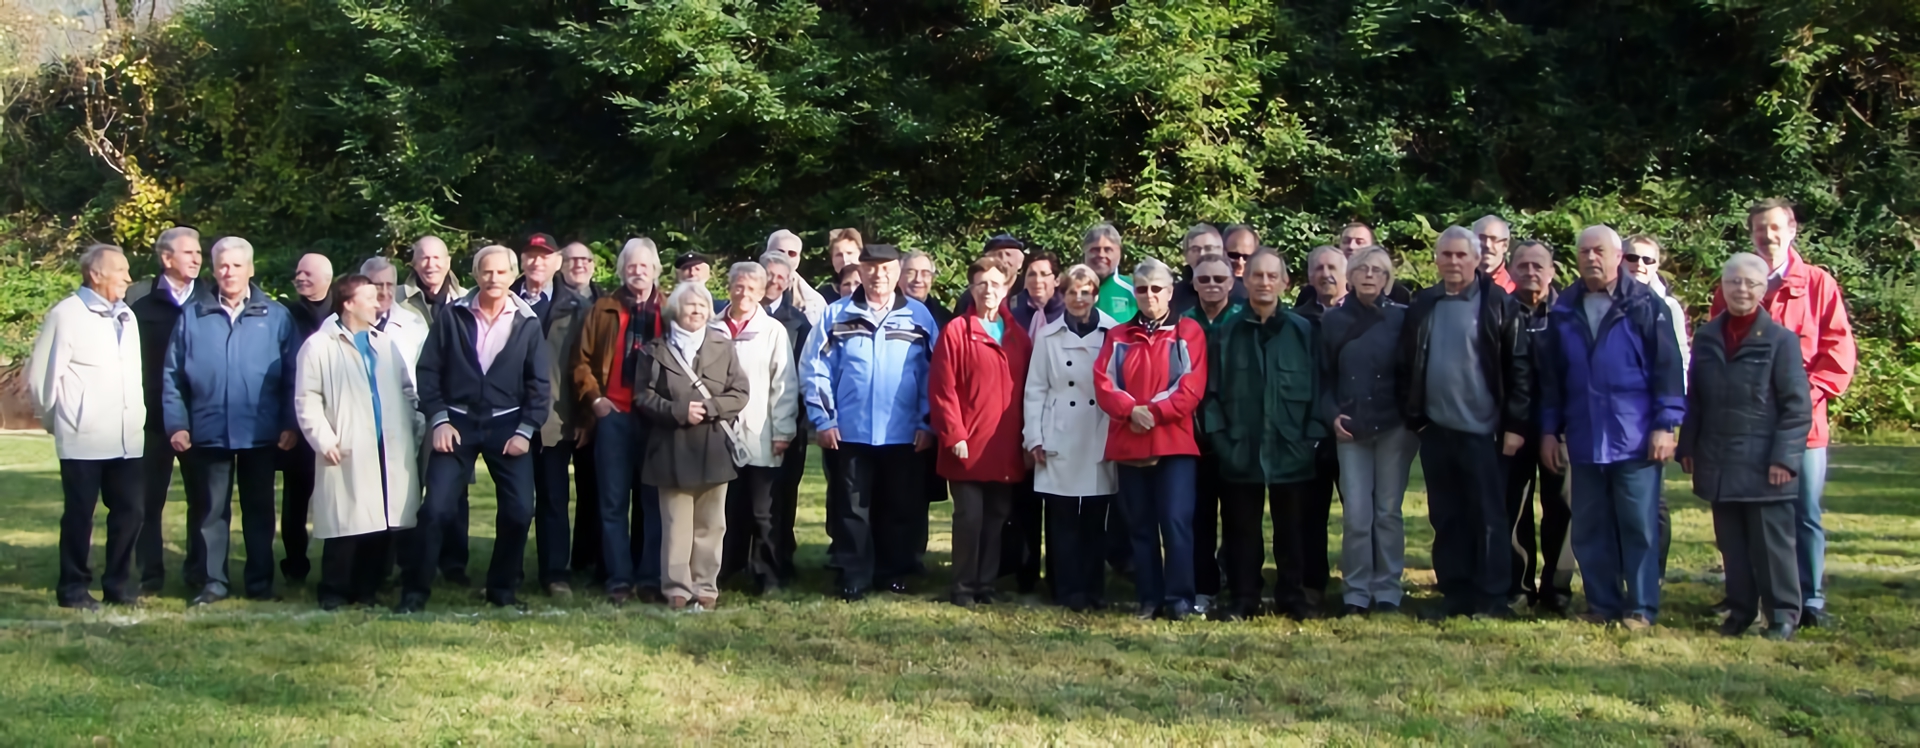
801, 243, 940, 601
398, 245, 551, 613
1539, 225, 1687, 631
161, 236, 299, 606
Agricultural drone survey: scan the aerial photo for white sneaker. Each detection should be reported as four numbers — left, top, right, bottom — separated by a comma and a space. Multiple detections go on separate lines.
1194, 594, 1214, 615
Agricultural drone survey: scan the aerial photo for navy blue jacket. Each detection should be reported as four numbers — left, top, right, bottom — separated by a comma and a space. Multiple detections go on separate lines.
1539, 276, 1687, 465
416, 292, 552, 439
161, 284, 298, 449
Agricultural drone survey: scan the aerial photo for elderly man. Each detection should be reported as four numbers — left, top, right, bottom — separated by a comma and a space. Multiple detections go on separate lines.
765, 230, 828, 324
1505, 239, 1574, 613
1540, 225, 1687, 631
1172, 224, 1247, 315
1082, 222, 1137, 321
760, 249, 815, 581
1222, 224, 1259, 279
675, 251, 714, 286
509, 233, 593, 597
278, 252, 335, 586
401, 235, 466, 323
1473, 215, 1515, 292
895, 248, 948, 574
33, 245, 146, 610
553, 240, 605, 578
1293, 245, 1350, 606
1181, 253, 1241, 614
400, 245, 551, 613
816, 228, 864, 304
162, 237, 299, 605
574, 238, 669, 604
1302, 224, 1414, 306
1397, 226, 1532, 620
1708, 198, 1855, 628
360, 257, 430, 370
802, 244, 942, 601
130, 226, 202, 593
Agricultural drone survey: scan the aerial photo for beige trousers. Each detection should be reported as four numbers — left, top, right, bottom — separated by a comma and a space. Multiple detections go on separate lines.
660, 482, 729, 601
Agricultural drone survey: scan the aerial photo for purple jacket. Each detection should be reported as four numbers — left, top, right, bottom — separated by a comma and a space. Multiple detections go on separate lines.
1538, 276, 1686, 465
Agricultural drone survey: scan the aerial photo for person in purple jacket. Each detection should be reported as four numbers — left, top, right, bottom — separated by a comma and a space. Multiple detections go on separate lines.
1538, 225, 1687, 631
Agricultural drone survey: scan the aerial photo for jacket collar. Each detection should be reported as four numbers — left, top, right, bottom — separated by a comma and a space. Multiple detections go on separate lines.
1037, 309, 1114, 338
452, 286, 539, 318
320, 316, 385, 343
849, 286, 908, 314
196, 283, 271, 316
77, 286, 130, 317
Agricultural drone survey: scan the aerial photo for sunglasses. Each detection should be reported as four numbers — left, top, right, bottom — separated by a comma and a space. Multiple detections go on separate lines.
1139, 285, 1170, 295
1227, 252, 1252, 262
1622, 254, 1659, 266
1195, 275, 1232, 284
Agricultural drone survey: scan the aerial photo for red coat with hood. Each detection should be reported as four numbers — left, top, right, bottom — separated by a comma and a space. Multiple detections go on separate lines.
928, 311, 1033, 483
1709, 248, 1855, 448
1093, 316, 1209, 462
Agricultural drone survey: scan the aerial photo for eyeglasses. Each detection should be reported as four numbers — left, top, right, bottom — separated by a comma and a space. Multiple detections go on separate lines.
1139, 285, 1170, 295
1351, 265, 1389, 277
1623, 254, 1659, 266
1188, 243, 1223, 253
1723, 278, 1766, 290
1195, 275, 1231, 285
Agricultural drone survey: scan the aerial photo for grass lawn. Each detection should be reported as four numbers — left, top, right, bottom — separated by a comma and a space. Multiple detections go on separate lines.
0, 433, 1914, 744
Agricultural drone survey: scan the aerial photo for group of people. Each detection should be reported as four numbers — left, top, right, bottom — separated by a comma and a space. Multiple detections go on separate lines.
29, 199, 1856, 639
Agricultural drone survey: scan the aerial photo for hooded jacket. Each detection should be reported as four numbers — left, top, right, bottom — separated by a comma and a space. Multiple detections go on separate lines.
161, 284, 298, 449
800, 289, 942, 447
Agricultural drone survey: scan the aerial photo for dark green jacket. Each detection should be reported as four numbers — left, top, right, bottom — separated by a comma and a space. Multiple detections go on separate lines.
1200, 306, 1326, 485
1184, 301, 1243, 455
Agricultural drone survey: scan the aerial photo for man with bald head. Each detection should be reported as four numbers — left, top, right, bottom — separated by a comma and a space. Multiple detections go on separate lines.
401, 235, 466, 325
1538, 225, 1686, 631
279, 252, 335, 585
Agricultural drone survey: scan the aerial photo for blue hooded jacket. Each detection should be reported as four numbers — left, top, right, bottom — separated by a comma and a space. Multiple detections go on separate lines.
1538, 275, 1687, 465
161, 283, 297, 449
801, 289, 940, 446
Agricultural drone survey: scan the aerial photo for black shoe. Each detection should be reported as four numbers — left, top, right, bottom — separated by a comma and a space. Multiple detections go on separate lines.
1342, 603, 1370, 618
839, 587, 867, 603
103, 591, 146, 607
1165, 601, 1194, 622
1709, 597, 1732, 615
1210, 605, 1245, 622
950, 593, 976, 609
191, 589, 228, 607
392, 594, 427, 614
1764, 620, 1798, 641
139, 580, 164, 596
60, 596, 102, 612
1372, 602, 1402, 616
754, 579, 782, 597
486, 591, 527, 611
637, 587, 665, 605
1719, 615, 1757, 637
319, 596, 347, 612
1536, 596, 1571, 617
1418, 605, 1450, 622
974, 591, 998, 605
882, 580, 909, 595
1800, 607, 1834, 629
1134, 604, 1158, 620
442, 568, 473, 587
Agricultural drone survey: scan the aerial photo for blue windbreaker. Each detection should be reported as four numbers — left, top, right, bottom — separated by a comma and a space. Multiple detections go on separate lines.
801, 290, 940, 446
1538, 276, 1687, 465
161, 284, 297, 449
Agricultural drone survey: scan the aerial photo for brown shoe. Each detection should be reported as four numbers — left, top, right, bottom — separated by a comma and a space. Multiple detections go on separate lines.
1621, 614, 1654, 632
546, 582, 573, 599
696, 596, 718, 610
667, 596, 688, 611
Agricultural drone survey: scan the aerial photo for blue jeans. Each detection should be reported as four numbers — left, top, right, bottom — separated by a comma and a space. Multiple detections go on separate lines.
1797, 447, 1829, 610
1570, 460, 1664, 620
595, 410, 662, 593
1117, 457, 1197, 609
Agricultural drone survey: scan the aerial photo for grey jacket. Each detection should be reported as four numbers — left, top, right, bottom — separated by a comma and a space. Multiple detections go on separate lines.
1678, 309, 1812, 503
1318, 295, 1407, 440
637, 330, 749, 489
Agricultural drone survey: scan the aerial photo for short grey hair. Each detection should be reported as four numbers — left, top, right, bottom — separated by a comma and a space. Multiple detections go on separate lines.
209, 236, 255, 266
1723, 252, 1769, 280
360, 256, 397, 277
664, 281, 714, 321
901, 249, 933, 268
765, 229, 802, 254
1191, 253, 1231, 276
1470, 214, 1509, 236
728, 261, 768, 286
79, 244, 125, 282
758, 251, 794, 273
1435, 225, 1480, 256
1063, 263, 1101, 292
153, 227, 198, 255
1081, 222, 1122, 249
1578, 225, 1623, 251
1181, 223, 1221, 248
1131, 257, 1175, 288
471, 244, 519, 275
1247, 248, 1290, 284
616, 238, 661, 273
1346, 246, 1395, 285
1306, 244, 1346, 269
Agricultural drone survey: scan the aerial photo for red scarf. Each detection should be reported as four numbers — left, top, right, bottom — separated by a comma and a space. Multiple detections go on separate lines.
1725, 311, 1759, 354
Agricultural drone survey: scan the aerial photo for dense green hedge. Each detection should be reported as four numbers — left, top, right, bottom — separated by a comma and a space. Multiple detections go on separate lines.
2, 0, 1916, 429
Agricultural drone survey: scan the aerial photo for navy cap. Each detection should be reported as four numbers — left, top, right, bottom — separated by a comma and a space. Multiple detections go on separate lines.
674, 251, 713, 270
984, 234, 1025, 253
859, 244, 903, 262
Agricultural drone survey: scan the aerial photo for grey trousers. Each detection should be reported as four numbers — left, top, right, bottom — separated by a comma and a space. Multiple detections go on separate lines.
1711, 500, 1801, 625
1336, 426, 1420, 607
950, 481, 1014, 595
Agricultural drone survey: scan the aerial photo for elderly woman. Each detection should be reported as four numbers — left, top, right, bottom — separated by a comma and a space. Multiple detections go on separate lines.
714, 262, 800, 595
293, 275, 422, 610
1094, 258, 1209, 621
1025, 264, 1119, 611
930, 259, 1032, 608
637, 283, 749, 611
1319, 247, 1419, 617
1679, 253, 1812, 641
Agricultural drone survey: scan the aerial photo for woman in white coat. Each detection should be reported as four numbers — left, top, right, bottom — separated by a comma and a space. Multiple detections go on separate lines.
714, 262, 801, 595
1023, 263, 1118, 612
294, 275, 423, 610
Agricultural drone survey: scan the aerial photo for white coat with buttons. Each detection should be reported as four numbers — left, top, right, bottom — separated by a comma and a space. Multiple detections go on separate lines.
1022, 311, 1119, 497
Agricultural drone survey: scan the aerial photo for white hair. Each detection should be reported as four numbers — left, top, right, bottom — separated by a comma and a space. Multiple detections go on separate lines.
471, 244, 519, 275
765, 229, 802, 254
1470, 214, 1509, 235
1307, 244, 1347, 269
1723, 252, 1769, 280
360, 256, 397, 276
1578, 225, 1623, 251
1346, 246, 1394, 284
728, 261, 767, 286
616, 237, 660, 274
901, 250, 933, 268
209, 236, 255, 266
663, 281, 713, 321
1434, 225, 1479, 255
79, 244, 125, 281
1081, 222, 1122, 249
153, 227, 198, 255
1131, 257, 1175, 288
758, 251, 794, 273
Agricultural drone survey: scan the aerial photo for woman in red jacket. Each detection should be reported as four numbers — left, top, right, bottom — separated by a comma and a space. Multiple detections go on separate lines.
1094, 258, 1209, 620
929, 259, 1033, 609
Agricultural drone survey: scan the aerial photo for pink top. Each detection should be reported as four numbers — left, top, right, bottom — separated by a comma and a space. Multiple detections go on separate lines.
473, 304, 520, 373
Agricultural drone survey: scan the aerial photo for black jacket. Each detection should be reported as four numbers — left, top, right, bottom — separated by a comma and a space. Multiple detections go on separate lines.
130, 277, 204, 434
417, 295, 552, 438
1678, 310, 1812, 503
1394, 272, 1532, 435
288, 294, 333, 344
1318, 296, 1408, 440
1300, 280, 1413, 308
1515, 285, 1559, 437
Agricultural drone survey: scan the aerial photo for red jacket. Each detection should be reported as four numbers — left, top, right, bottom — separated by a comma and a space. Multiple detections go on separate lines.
1710, 248, 1856, 447
1093, 316, 1209, 462
928, 313, 1032, 483
1489, 263, 1515, 293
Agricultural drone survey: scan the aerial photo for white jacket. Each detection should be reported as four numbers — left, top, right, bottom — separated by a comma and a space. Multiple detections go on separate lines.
29, 290, 144, 460
711, 308, 800, 467
377, 304, 431, 381
1022, 311, 1118, 497
1646, 276, 1693, 385
294, 318, 423, 539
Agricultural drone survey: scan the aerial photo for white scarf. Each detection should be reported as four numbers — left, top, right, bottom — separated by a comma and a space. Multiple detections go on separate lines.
670, 320, 704, 368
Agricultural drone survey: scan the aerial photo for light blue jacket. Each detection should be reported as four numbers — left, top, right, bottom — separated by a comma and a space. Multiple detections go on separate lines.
801, 290, 940, 446
161, 284, 297, 449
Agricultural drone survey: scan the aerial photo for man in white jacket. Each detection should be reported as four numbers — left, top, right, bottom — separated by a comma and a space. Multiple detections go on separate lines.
30, 245, 147, 611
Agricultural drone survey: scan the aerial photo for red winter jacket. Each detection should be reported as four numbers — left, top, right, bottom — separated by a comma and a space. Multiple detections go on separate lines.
1710, 248, 1856, 448
1093, 316, 1209, 462
928, 313, 1032, 483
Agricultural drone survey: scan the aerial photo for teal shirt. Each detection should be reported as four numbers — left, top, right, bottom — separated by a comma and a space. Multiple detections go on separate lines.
353, 331, 384, 442
982, 317, 1005, 344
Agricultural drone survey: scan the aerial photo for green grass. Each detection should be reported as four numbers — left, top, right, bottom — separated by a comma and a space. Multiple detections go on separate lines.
0, 433, 1915, 745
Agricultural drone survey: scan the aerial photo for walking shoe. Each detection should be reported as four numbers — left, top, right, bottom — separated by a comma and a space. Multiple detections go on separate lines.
637, 587, 665, 605
1709, 597, 1732, 615
1718, 615, 1756, 637
1621, 614, 1654, 632
1763, 620, 1797, 641
974, 590, 998, 605
1341, 604, 1370, 618
838, 587, 867, 603
486, 591, 528, 611
391, 594, 427, 614
546, 582, 573, 599
1800, 607, 1834, 629
607, 587, 634, 606
696, 596, 718, 610
1165, 601, 1194, 622
1193, 594, 1214, 616
1134, 604, 1158, 620
884, 580, 910, 595
950, 593, 976, 610
59, 596, 102, 612
1371, 602, 1402, 616
667, 596, 689, 611
191, 588, 228, 607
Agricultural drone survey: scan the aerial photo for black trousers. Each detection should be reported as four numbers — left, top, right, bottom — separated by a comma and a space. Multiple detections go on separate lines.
136, 431, 181, 591
569, 441, 603, 578
440, 484, 470, 576
952, 481, 1015, 595
1221, 481, 1312, 612
1044, 494, 1110, 606
1418, 426, 1510, 614
724, 465, 785, 588
405, 413, 536, 602
914, 448, 942, 575
1504, 441, 1574, 605
1657, 491, 1673, 581
827, 443, 922, 591
1300, 441, 1340, 599
770, 437, 807, 580
183, 446, 280, 598
821, 445, 844, 569
320, 529, 392, 605
530, 438, 579, 586
57, 457, 145, 604
999, 479, 1045, 593
1712, 501, 1801, 625
279, 442, 316, 583
1191, 451, 1227, 598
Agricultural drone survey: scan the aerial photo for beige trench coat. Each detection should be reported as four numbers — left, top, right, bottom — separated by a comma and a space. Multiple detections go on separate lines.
294, 318, 424, 539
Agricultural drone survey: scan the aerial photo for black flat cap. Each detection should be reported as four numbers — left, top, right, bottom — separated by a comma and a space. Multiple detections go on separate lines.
984, 234, 1025, 252
860, 244, 903, 262
674, 251, 713, 270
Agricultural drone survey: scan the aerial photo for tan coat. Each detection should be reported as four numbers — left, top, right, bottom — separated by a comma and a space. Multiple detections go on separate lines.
294, 318, 424, 539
